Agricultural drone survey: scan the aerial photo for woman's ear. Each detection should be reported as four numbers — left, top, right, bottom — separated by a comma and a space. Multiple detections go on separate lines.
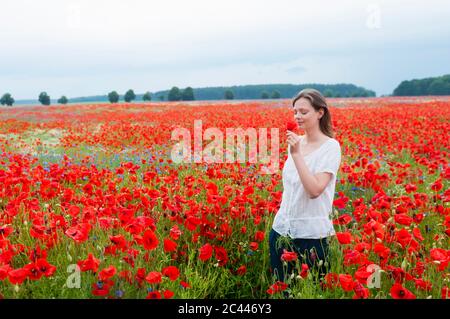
318, 108, 324, 120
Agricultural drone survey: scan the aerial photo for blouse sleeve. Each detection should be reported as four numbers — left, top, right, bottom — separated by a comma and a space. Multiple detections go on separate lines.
315, 141, 341, 178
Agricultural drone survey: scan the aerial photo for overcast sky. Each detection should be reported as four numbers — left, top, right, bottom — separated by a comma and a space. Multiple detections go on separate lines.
1, 0, 450, 99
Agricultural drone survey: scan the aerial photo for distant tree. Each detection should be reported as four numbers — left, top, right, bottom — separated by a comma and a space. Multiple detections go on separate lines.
271, 90, 281, 99
168, 87, 182, 101
393, 80, 415, 96
0, 93, 15, 106
334, 93, 341, 98
108, 91, 120, 103
224, 90, 234, 100
143, 91, 152, 101
182, 87, 195, 101
323, 90, 333, 98
124, 89, 136, 102
261, 91, 270, 99
38, 92, 51, 105
428, 79, 450, 95
158, 95, 165, 101
413, 79, 429, 95
57, 96, 68, 104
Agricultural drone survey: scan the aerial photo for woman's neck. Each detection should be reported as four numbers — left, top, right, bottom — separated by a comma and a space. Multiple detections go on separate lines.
304, 128, 326, 143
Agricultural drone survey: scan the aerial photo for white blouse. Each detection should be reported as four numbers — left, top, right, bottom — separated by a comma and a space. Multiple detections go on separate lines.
272, 136, 342, 239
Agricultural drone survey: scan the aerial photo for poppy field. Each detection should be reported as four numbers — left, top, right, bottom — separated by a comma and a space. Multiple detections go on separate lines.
0, 97, 449, 299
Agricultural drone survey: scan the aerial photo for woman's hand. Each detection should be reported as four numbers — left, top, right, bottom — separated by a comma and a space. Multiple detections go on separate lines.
287, 131, 302, 156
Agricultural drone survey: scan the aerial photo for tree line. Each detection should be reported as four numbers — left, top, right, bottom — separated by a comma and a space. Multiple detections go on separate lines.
7, 74, 450, 106
3, 83, 378, 107
153, 83, 376, 101
393, 74, 450, 96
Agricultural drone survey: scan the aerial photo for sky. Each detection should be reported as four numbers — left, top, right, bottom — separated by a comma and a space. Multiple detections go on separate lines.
1, 0, 450, 99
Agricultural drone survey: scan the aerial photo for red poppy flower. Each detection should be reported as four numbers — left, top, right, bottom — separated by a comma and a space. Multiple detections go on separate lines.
24, 263, 43, 281
336, 232, 353, 245
373, 243, 390, 259
394, 214, 413, 226
353, 281, 370, 299
236, 265, 247, 276
354, 266, 372, 284
162, 266, 180, 281
65, 223, 90, 243
431, 178, 443, 192
0, 225, 13, 238
334, 214, 352, 225
412, 227, 424, 241
28, 245, 48, 262
8, 268, 28, 285
404, 183, 417, 193
135, 268, 147, 286
199, 243, 213, 261
143, 230, 159, 250
333, 196, 349, 210
146, 291, 161, 299
395, 229, 413, 249
267, 281, 288, 295
36, 258, 56, 277
414, 279, 432, 292
110, 235, 128, 250
254, 231, 265, 242
77, 253, 100, 273
92, 279, 113, 296
430, 248, 448, 263
343, 249, 368, 266
164, 290, 174, 299
214, 246, 229, 266
286, 120, 298, 131
281, 249, 298, 262
180, 281, 191, 289
145, 271, 162, 284
323, 273, 339, 290
430, 248, 449, 271
163, 238, 177, 253
0, 265, 12, 281
99, 266, 116, 281
299, 264, 309, 278
390, 283, 416, 299
339, 274, 354, 292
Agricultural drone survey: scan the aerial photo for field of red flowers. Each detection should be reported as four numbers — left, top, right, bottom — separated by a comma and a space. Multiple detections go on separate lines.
0, 97, 449, 299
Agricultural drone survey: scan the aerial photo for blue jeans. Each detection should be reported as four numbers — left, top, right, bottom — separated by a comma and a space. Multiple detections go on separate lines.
269, 228, 330, 282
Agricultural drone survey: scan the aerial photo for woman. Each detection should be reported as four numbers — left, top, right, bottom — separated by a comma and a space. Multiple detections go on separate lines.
269, 88, 341, 283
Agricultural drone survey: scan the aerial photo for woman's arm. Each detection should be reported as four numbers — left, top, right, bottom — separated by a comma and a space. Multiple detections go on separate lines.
291, 153, 333, 199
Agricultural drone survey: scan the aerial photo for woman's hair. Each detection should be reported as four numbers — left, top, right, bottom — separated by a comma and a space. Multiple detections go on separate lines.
292, 88, 334, 138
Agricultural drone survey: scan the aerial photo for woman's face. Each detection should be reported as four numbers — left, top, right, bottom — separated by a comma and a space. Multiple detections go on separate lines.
293, 97, 323, 130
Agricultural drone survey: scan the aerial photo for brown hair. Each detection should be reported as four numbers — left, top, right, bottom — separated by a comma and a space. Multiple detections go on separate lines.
292, 88, 334, 138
